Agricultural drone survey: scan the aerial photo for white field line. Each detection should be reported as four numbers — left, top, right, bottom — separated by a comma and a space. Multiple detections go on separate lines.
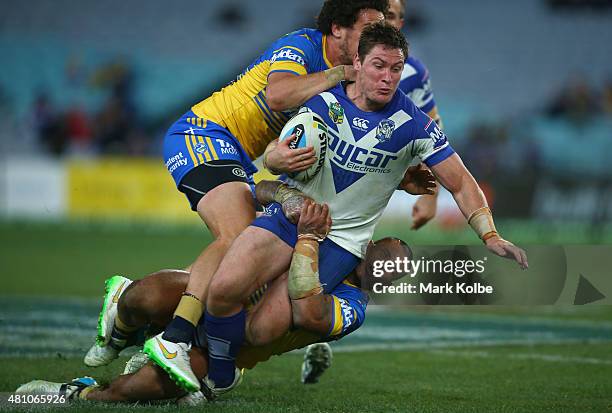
323, 337, 612, 353
430, 349, 612, 366
347, 326, 561, 341
365, 306, 612, 329
2, 305, 612, 358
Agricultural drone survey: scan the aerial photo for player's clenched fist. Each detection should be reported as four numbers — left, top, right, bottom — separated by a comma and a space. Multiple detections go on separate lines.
297, 200, 332, 241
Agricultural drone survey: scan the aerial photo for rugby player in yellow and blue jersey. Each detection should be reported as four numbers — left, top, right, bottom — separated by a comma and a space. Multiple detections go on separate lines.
138, 0, 389, 393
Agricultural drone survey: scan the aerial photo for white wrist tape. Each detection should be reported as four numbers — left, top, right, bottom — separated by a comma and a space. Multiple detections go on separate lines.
467, 207, 498, 241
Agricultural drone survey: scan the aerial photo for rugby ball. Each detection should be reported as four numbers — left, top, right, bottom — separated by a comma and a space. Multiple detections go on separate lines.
279, 109, 328, 182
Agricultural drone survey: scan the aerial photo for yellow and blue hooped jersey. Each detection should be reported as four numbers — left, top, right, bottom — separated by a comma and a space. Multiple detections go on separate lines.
327, 279, 369, 340
191, 28, 333, 160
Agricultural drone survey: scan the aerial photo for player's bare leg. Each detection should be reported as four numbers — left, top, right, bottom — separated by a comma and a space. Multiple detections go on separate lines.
86, 363, 184, 402
202, 226, 293, 394
86, 347, 209, 403
16, 357, 205, 405
84, 270, 189, 367
86, 276, 297, 404
144, 181, 256, 392
244, 274, 292, 347
119, 270, 189, 327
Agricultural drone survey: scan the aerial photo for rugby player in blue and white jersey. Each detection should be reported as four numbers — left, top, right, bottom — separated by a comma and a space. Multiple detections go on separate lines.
301, 0, 449, 382
198, 22, 528, 398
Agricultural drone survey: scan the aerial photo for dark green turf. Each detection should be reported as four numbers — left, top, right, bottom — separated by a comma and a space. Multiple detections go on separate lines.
1, 344, 611, 412
1, 219, 610, 297
1, 220, 612, 412
0, 221, 210, 296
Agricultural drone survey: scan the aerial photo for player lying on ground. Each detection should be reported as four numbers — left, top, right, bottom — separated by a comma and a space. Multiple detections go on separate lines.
153, 22, 528, 395
16, 206, 410, 404
82, 158, 432, 377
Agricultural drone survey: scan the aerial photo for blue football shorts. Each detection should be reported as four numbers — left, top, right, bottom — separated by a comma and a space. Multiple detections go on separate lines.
163, 110, 257, 210
251, 202, 361, 293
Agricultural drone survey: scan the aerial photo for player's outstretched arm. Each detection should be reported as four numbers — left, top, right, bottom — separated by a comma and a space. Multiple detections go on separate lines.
430, 153, 529, 269
265, 67, 355, 112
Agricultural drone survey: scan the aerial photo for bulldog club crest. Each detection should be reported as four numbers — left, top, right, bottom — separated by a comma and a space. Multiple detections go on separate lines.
375, 119, 395, 143
328, 102, 344, 124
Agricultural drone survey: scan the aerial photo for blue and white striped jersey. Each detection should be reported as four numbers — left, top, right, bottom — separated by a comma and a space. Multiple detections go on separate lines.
290, 83, 454, 257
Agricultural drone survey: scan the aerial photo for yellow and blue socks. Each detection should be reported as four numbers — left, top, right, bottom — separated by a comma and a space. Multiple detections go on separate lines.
162, 293, 204, 344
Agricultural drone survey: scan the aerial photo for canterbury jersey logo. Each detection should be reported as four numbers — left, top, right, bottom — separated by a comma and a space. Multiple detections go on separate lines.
351, 117, 369, 130
112, 281, 127, 304
156, 338, 177, 359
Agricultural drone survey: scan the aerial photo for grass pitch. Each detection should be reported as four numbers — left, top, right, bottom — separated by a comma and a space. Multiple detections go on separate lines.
1, 220, 611, 412
1, 342, 611, 412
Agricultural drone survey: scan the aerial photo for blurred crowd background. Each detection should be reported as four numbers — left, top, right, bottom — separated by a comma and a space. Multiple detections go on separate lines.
0, 0, 611, 230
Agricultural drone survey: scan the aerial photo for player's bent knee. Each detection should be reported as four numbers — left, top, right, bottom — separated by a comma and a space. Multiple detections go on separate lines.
211, 233, 238, 253
118, 280, 143, 313
119, 279, 168, 322
207, 275, 243, 309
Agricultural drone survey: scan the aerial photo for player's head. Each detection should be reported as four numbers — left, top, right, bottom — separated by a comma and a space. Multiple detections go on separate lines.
357, 237, 412, 290
353, 22, 408, 108
316, 0, 388, 65
385, 0, 406, 30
